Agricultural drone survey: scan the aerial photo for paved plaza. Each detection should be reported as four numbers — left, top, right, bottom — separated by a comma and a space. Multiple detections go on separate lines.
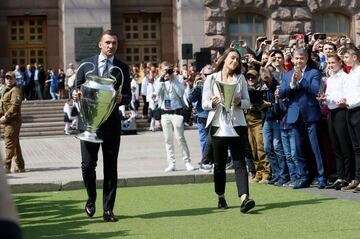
2, 129, 359, 202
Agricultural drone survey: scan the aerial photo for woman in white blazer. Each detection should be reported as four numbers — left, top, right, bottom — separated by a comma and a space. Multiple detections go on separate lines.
202, 47, 255, 213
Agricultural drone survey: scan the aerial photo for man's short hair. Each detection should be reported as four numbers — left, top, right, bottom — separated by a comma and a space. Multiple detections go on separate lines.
99, 30, 119, 42
292, 48, 308, 58
344, 44, 360, 59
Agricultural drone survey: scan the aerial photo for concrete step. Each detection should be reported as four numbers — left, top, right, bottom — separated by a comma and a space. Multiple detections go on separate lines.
6, 98, 153, 137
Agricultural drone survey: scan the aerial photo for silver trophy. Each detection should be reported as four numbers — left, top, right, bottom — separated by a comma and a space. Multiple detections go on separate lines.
75, 62, 123, 143
214, 80, 239, 137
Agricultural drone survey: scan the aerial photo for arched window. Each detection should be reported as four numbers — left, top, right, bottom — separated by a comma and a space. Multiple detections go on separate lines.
228, 13, 266, 49
314, 13, 350, 37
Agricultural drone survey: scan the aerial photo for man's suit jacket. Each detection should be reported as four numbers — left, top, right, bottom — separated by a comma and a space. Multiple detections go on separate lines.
279, 67, 321, 124
24, 70, 34, 87
75, 55, 131, 133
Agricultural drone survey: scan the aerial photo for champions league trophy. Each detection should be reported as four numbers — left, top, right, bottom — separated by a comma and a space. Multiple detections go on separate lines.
75, 62, 123, 143
214, 80, 239, 137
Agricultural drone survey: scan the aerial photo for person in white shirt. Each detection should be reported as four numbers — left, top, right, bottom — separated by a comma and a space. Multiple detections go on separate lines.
130, 77, 139, 116
141, 69, 150, 119
156, 61, 194, 172
202, 48, 255, 213
146, 69, 159, 131
323, 54, 354, 190
339, 45, 360, 192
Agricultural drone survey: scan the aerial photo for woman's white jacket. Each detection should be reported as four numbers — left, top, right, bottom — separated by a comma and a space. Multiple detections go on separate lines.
202, 71, 250, 128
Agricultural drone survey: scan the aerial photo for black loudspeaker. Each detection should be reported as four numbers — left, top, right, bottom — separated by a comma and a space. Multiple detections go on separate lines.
194, 51, 211, 72
182, 44, 193, 60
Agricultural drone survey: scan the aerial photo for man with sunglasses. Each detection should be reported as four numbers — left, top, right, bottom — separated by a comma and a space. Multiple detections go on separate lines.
245, 70, 271, 184
0, 71, 24, 174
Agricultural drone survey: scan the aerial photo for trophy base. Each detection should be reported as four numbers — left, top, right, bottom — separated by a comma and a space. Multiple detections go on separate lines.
214, 128, 239, 137
76, 131, 103, 143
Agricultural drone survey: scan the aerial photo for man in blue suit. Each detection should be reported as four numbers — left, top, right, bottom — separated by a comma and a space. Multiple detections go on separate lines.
279, 48, 326, 189
73, 30, 131, 222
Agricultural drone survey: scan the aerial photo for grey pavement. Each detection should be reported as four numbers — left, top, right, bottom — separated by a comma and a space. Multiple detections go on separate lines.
2, 129, 360, 202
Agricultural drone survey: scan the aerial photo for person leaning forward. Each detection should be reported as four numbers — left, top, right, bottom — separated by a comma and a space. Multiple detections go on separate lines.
72, 30, 131, 222
0, 71, 25, 174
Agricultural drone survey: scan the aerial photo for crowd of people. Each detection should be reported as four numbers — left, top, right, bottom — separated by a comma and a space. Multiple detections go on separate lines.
130, 33, 360, 197
0, 63, 76, 101
1, 30, 360, 222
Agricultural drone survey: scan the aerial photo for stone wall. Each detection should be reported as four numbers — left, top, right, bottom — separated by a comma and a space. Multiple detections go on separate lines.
204, 0, 360, 49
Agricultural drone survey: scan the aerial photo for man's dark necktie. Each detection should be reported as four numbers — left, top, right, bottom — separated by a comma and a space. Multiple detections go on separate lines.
102, 59, 109, 77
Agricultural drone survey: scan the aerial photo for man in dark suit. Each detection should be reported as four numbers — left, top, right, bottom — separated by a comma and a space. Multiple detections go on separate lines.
24, 64, 35, 100
73, 30, 131, 222
34, 63, 45, 100
279, 48, 326, 189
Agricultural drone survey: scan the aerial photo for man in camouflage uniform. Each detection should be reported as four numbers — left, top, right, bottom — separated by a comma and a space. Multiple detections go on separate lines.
0, 71, 24, 174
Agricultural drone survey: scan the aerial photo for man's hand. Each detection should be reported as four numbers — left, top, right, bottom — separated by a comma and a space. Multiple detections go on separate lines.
115, 89, 122, 104
336, 98, 347, 108
316, 93, 327, 102
291, 68, 303, 85
259, 100, 272, 110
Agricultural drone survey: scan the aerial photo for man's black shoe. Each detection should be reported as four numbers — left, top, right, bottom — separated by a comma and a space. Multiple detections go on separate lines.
217, 197, 229, 209
293, 180, 310, 189
240, 197, 255, 213
103, 211, 119, 222
85, 201, 95, 218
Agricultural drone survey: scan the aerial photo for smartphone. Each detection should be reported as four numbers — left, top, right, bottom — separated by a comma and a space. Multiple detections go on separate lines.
258, 36, 267, 42
265, 40, 272, 45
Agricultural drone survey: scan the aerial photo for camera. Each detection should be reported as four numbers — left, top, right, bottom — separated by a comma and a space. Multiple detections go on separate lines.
258, 36, 267, 42
166, 68, 174, 75
265, 40, 272, 45
314, 33, 327, 40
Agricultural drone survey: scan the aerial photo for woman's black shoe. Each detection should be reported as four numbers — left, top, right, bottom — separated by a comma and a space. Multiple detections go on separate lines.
217, 197, 228, 209
240, 198, 255, 213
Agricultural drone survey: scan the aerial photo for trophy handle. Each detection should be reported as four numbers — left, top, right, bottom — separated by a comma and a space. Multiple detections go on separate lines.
109, 65, 124, 93
75, 62, 96, 84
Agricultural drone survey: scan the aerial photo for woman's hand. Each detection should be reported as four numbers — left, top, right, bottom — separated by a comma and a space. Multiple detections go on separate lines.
211, 96, 221, 108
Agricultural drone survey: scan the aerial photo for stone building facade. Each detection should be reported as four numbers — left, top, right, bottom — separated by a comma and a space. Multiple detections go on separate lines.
1, 0, 360, 70
204, 0, 360, 49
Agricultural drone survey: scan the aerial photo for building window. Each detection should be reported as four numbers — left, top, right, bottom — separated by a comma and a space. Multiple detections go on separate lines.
123, 14, 161, 64
8, 16, 47, 68
228, 13, 266, 49
314, 13, 350, 37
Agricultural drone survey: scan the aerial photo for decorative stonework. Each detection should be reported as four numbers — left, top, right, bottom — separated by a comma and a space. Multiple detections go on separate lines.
293, 8, 312, 20
203, 0, 360, 49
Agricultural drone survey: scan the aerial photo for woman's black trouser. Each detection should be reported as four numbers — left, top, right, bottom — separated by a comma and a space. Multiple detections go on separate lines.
211, 126, 249, 197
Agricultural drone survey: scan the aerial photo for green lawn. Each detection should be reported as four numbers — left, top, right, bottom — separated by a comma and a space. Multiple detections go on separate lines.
15, 182, 360, 239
